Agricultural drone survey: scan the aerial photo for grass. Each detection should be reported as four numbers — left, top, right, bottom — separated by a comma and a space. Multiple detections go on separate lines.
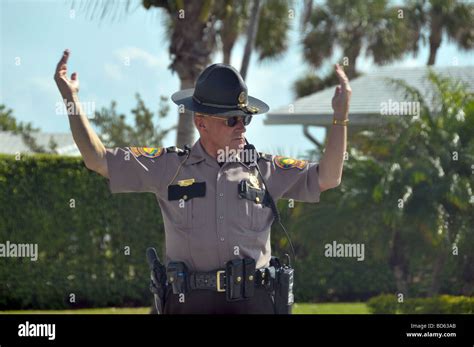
293, 302, 370, 314
0, 302, 370, 314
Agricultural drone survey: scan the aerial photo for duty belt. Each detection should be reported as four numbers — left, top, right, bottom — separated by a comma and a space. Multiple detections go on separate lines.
189, 267, 276, 292
167, 258, 276, 302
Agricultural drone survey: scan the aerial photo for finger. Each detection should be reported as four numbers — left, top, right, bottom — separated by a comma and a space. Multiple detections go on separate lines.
334, 85, 342, 96
335, 64, 350, 90
56, 49, 70, 71
56, 64, 67, 78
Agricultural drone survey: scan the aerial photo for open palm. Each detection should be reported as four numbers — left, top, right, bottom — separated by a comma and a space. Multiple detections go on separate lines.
54, 49, 79, 99
331, 64, 352, 118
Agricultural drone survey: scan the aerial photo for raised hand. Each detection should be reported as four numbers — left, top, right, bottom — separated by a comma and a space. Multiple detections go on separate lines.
331, 64, 352, 119
54, 49, 79, 99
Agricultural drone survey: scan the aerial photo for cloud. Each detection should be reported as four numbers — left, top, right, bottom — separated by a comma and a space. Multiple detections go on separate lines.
104, 63, 123, 81
30, 76, 58, 96
114, 46, 165, 69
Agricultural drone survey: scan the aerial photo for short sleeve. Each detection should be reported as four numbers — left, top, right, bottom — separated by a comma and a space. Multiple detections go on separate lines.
105, 147, 167, 195
263, 155, 321, 203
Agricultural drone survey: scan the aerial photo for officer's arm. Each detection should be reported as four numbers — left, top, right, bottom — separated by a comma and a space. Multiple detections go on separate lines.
54, 50, 108, 178
318, 64, 350, 192
68, 102, 109, 179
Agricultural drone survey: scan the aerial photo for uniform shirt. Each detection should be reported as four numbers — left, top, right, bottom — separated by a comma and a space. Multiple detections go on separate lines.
105, 139, 320, 272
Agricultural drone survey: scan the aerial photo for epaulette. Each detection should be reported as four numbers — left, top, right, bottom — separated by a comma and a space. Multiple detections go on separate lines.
258, 152, 273, 161
166, 145, 191, 156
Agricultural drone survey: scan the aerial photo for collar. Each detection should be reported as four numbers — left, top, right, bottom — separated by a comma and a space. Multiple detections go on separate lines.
184, 139, 250, 169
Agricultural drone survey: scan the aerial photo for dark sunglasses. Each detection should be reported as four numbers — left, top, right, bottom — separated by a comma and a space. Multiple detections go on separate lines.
208, 115, 253, 127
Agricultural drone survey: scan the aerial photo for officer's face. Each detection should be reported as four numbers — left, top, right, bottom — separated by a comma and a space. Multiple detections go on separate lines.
195, 113, 247, 152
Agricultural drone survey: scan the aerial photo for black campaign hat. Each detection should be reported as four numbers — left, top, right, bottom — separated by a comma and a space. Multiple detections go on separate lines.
171, 63, 269, 116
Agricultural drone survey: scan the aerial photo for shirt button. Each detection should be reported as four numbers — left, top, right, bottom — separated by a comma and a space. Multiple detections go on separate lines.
220, 237, 225, 242
219, 216, 224, 220
219, 193, 224, 197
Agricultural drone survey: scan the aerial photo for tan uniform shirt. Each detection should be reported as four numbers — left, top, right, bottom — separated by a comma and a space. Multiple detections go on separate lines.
106, 139, 320, 272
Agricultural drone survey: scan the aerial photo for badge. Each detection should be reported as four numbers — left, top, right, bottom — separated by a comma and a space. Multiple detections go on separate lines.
248, 174, 261, 190
238, 91, 247, 105
274, 156, 308, 170
177, 178, 195, 187
129, 147, 164, 158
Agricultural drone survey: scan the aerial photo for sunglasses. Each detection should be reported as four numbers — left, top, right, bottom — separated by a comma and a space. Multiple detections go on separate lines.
207, 115, 253, 127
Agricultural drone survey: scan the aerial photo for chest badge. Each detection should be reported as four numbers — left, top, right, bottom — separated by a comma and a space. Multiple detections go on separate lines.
248, 174, 261, 190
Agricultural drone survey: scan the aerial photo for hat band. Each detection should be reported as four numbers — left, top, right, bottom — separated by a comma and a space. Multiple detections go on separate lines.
193, 95, 246, 109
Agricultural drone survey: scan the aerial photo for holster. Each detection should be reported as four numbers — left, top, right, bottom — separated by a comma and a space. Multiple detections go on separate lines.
270, 257, 295, 314
167, 261, 189, 295
146, 247, 167, 314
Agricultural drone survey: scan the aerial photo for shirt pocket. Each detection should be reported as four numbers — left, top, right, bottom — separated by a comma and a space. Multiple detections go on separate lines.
169, 198, 192, 229
238, 198, 271, 232
190, 196, 207, 228
251, 203, 272, 232
238, 198, 254, 231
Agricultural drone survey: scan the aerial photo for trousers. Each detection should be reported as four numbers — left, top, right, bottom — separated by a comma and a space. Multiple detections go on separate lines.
163, 287, 275, 314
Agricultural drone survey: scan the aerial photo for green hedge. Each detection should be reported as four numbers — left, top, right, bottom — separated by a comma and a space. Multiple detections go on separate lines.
0, 154, 164, 309
0, 154, 469, 309
367, 294, 474, 314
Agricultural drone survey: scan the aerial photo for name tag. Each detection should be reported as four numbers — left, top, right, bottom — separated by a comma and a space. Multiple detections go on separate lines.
168, 182, 206, 201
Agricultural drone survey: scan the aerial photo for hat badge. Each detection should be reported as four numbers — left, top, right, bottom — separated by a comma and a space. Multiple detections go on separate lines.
238, 91, 247, 105
237, 91, 259, 114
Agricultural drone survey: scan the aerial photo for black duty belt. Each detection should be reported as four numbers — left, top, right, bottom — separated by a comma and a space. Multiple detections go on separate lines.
189, 267, 276, 293
167, 258, 277, 302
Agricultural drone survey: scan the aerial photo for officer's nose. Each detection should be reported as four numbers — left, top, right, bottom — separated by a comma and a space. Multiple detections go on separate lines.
235, 118, 246, 131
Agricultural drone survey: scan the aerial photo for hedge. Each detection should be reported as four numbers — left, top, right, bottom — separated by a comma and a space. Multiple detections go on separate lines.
367, 294, 474, 314
1, 153, 464, 309
0, 154, 164, 309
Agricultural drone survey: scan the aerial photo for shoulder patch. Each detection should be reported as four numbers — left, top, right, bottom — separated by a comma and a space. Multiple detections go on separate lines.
129, 147, 164, 158
274, 156, 308, 170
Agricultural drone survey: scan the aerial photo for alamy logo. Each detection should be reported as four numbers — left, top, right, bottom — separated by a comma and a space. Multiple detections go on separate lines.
216, 146, 258, 164
324, 241, 365, 261
18, 321, 56, 340
0, 241, 38, 261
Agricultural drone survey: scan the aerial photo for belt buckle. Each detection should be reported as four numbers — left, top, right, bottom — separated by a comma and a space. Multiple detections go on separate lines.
216, 270, 226, 292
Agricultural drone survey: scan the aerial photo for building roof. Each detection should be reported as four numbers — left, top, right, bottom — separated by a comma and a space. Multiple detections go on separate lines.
0, 131, 80, 156
264, 66, 474, 127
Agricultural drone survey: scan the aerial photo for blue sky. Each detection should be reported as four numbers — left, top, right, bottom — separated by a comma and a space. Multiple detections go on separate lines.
1, 0, 473, 156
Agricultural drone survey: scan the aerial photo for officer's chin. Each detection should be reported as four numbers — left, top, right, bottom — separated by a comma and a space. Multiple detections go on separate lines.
229, 138, 245, 151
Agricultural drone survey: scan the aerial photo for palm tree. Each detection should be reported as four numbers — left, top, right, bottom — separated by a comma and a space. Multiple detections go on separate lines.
300, 0, 417, 79
240, 0, 262, 80
405, 0, 474, 66
79, 0, 293, 147
350, 72, 473, 295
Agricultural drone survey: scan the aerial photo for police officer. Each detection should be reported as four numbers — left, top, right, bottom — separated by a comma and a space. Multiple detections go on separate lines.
54, 49, 351, 314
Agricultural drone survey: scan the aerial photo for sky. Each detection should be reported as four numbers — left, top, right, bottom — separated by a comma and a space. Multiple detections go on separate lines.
1, 0, 473, 156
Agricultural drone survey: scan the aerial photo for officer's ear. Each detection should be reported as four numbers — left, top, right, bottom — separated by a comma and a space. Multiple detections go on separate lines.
194, 113, 206, 130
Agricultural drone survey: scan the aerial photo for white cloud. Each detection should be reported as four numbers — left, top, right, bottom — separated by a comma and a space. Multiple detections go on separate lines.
114, 46, 165, 69
104, 63, 123, 81
30, 76, 57, 96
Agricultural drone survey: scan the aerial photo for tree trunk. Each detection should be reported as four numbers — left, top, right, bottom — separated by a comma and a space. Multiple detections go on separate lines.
389, 228, 409, 295
428, 250, 447, 296
223, 46, 232, 65
168, 1, 217, 147
240, 0, 261, 80
343, 41, 361, 79
176, 78, 196, 147
427, 13, 442, 66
